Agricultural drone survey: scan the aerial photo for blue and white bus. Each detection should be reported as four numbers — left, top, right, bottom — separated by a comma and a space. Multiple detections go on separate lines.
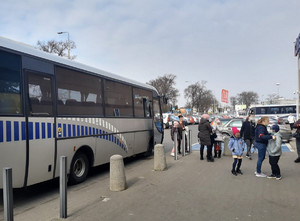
248, 104, 296, 118
0, 36, 164, 188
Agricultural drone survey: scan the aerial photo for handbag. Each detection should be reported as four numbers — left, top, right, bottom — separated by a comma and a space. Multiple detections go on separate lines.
292, 132, 300, 139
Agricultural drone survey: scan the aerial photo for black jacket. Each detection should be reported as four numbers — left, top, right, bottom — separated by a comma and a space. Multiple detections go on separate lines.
198, 118, 212, 146
255, 124, 272, 145
240, 120, 255, 140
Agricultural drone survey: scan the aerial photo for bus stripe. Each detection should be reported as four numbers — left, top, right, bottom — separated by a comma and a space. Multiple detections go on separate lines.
85, 126, 88, 136
29, 122, 33, 140
58, 123, 62, 138
47, 123, 51, 138
89, 127, 91, 135
63, 124, 66, 137
41, 123, 46, 139
6, 121, 12, 142
77, 125, 80, 136
22, 122, 26, 140
0, 121, 3, 142
72, 125, 76, 137
14, 121, 19, 141
68, 124, 71, 137
81, 126, 84, 136
35, 122, 40, 139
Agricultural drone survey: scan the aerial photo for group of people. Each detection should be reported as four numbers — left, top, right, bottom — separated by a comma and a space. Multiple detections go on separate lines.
171, 112, 300, 180
197, 114, 288, 180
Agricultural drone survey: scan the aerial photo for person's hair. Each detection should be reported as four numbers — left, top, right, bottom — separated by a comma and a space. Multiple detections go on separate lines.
257, 116, 269, 125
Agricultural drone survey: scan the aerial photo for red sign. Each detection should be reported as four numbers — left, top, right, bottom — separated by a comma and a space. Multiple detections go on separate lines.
221, 89, 229, 103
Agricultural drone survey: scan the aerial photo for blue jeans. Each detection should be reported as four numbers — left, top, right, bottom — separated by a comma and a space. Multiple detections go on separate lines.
256, 142, 267, 173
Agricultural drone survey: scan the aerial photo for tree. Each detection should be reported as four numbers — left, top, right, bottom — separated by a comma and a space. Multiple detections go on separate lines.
237, 91, 259, 108
184, 81, 216, 113
36, 39, 76, 60
147, 74, 180, 108
265, 94, 277, 104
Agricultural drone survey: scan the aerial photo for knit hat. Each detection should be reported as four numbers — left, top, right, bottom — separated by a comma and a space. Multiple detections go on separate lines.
232, 127, 240, 136
201, 114, 210, 119
271, 124, 280, 132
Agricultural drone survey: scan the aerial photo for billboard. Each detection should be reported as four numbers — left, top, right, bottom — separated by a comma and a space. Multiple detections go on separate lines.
221, 89, 229, 103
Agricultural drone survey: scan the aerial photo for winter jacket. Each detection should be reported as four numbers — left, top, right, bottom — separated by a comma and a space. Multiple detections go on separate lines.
293, 119, 300, 133
229, 136, 246, 157
213, 125, 223, 142
240, 120, 255, 140
288, 115, 296, 124
255, 124, 272, 145
267, 132, 282, 156
171, 126, 182, 141
198, 118, 213, 146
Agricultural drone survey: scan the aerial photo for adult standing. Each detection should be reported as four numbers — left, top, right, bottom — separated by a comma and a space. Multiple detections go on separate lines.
240, 114, 255, 160
255, 116, 275, 177
287, 113, 296, 130
198, 114, 213, 162
293, 118, 300, 163
213, 118, 224, 158
178, 115, 188, 152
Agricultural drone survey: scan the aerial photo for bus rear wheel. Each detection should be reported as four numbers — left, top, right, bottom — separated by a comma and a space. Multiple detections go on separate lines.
69, 152, 89, 185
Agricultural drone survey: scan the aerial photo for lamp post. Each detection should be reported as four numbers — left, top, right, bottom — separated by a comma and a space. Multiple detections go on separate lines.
57, 31, 70, 59
294, 91, 299, 119
276, 83, 280, 99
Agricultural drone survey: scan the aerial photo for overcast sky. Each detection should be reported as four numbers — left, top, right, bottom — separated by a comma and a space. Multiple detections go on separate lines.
1, 0, 300, 106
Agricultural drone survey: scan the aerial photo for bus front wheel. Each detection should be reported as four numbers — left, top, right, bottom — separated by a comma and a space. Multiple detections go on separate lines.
69, 152, 89, 184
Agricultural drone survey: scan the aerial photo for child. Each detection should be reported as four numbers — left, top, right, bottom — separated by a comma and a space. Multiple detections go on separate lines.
267, 125, 282, 180
229, 127, 246, 176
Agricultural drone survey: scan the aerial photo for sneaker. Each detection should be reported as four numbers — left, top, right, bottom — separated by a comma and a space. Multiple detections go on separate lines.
236, 169, 243, 175
231, 170, 237, 176
267, 174, 276, 179
276, 175, 282, 180
256, 173, 267, 178
294, 158, 300, 163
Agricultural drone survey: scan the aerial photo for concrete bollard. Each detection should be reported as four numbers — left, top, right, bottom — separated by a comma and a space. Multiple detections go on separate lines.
154, 144, 167, 171
223, 136, 231, 156
110, 155, 126, 191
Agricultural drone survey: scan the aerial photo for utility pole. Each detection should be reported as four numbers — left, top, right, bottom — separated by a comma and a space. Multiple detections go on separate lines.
295, 33, 300, 119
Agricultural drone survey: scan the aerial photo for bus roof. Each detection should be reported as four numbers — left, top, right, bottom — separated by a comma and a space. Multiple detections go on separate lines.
250, 104, 296, 108
0, 36, 158, 93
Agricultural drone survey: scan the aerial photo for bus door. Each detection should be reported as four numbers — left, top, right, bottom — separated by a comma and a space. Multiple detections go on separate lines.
153, 97, 163, 145
25, 71, 55, 186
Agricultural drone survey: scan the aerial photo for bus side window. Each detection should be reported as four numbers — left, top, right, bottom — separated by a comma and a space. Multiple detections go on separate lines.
0, 50, 22, 115
27, 73, 53, 116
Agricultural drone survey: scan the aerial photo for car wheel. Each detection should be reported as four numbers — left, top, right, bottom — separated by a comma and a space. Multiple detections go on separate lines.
69, 152, 89, 184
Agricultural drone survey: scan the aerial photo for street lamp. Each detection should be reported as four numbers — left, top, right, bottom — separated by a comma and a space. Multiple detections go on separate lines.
57, 31, 70, 59
294, 91, 299, 119
276, 83, 280, 99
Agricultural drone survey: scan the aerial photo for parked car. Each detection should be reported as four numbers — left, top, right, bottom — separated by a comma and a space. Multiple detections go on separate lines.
192, 115, 200, 124
221, 118, 244, 137
222, 117, 292, 143
186, 116, 195, 124
278, 114, 297, 125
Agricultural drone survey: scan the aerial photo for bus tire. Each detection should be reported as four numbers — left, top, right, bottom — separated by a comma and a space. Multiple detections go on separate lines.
69, 152, 89, 185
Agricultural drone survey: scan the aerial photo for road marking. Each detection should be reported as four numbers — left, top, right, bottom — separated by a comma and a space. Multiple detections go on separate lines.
285, 143, 294, 152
